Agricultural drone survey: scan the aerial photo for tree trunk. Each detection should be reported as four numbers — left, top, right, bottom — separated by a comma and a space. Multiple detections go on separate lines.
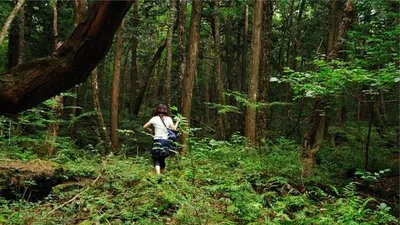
0, 0, 25, 46
301, 98, 325, 177
241, 5, 249, 93
180, 0, 203, 153
0, 1, 133, 114
132, 41, 167, 115
129, 1, 139, 114
47, 0, 62, 157
291, 0, 306, 71
110, 20, 124, 152
302, 0, 354, 176
257, 0, 274, 142
204, 44, 211, 125
71, 0, 88, 118
213, 0, 226, 139
327, 0, 354, 61
245, 0, 263, 145
177, 0, 187, 110
91, 68, 112, 152
164, 0, 177, 108
17, 4, 24, 65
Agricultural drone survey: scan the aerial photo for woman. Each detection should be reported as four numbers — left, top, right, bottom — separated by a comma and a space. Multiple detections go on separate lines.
143, 104, 179, 174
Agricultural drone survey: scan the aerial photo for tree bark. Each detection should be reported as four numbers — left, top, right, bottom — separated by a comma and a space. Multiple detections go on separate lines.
70, 0, 88, 118
213, 0, 226, 139
0, 1, 133, 114
177, 0, 187, 110
291, 0, 306, 71
241, 5, 249, 93
301, 0, 354, 176
17, 4, 24, 65
180, 0, 203, 152
47, 0, 62, 157
0, 0, 25, 46
91, 68, 112, 152
132, 41, 167, 115
301, 98, 325, 177
110, 20, 124, 152
245, 0, 264, 145
164, 0, 177, 108
257, 0, 274, 142
129, 1, 139, 114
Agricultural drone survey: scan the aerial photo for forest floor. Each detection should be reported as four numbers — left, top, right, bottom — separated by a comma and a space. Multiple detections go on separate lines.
0, 138, 399, 224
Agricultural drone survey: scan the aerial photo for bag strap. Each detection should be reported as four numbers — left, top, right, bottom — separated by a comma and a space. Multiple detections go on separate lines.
159, 115, 169, 130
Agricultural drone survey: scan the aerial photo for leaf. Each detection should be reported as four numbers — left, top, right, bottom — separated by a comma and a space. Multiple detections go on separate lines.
270, 77, 279, 82
394, 77, 400, 83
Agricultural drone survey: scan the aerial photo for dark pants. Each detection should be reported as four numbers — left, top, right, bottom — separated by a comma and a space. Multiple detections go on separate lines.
151, 139, 172, 169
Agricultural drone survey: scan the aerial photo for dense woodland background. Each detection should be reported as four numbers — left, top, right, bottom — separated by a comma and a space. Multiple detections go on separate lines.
0, 0, 399, 224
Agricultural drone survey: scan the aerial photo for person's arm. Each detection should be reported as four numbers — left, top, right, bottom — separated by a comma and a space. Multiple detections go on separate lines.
143, 121, 153, 133
170, 117, 180, 131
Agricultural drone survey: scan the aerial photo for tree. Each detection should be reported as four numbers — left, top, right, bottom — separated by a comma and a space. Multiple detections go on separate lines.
91, 66, 112, 152
0, 0, 25, 46
0, 1, 133, 114
301, 0, 355, 177
213, 0, 226, 139
245, 0, 264, 145
110, 20, 124, 152
180, 0, 203, 152
164, 0, 177, 107
70, 0, 88, 118
257, 0, 274, 142
177, 0, 187, 106
129, 1, 139, 114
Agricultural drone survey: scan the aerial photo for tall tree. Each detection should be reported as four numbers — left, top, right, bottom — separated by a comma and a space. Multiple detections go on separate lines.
91, 66, 112, 152
177, 0, 187, 106
129, 1, 139, 114
0, 0, 25, 46
164, 0, 177, 107
70, 0, 88, 118
46, 0, 63, 157
110, 20, 124, 152
180, 0, 203, 152
245, 0, 264, 144
241, 4, 249, 93
301, 0, 354, 177
257, 0, 274, 142
213, 0, 226, 139
17, 3, 24, 65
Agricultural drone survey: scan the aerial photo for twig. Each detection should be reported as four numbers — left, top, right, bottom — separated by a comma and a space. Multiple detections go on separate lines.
48, 172, 102, 215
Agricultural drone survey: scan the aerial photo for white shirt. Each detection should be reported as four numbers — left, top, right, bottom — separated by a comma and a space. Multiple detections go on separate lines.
149, 116, 174, 140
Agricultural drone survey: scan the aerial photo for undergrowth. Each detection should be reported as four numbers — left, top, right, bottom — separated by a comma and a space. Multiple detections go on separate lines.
0, 136, 397, 224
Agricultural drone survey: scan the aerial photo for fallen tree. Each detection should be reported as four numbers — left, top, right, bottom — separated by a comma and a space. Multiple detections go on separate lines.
0, 0, 133, 113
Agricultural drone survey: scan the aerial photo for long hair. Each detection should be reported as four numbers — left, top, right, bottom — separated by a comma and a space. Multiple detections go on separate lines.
153, 104, 169, 116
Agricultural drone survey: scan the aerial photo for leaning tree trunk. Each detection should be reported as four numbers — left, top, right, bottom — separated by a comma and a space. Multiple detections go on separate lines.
91, 68, 112, 152
245, 0, 264, 145
301, 0, 354, 176
0, 0, 25, 46
164, 0, 177, 107
213, 0, 226, 139
132, 41, 167, 115
180, 0, 203, 153
0, 1, 133, 114
257, 0, 274, 143
110, 20, 124, 152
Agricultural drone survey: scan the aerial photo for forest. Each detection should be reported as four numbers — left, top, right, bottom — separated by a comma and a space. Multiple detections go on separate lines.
0, 0, 399, 224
